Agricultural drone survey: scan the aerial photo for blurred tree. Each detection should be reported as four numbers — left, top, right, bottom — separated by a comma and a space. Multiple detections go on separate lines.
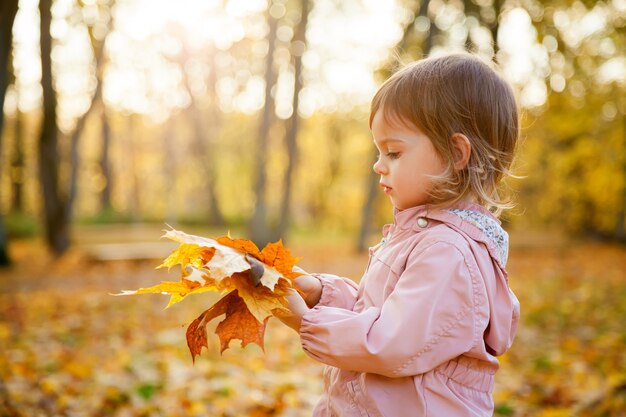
75, 0, 115, 215
522, 88, 625, 239
0, 0, 19, 266
179, 42, 225, 226
517, 0, 626, 240
203, 51, 226, 227
38, 0, 69, 254
68, 0, 114, 218
309, 120, 345, 225
250, 0, 281, 245
162, 116, 178, 224
251, 0, 310, 245
8, 64, 25, 214
277, 0, 310, 238
38, 0, 115, 254
125, 115, 141, 221
99, 104, 112, 212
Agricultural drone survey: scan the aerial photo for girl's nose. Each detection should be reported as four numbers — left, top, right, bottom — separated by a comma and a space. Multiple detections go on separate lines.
373, 157, 386, 175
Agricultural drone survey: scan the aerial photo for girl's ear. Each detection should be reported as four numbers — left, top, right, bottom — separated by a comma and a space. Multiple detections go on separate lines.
451, 133, 472, 170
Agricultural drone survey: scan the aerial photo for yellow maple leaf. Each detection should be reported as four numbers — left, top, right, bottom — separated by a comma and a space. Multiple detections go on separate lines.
157, 244, 215, 271
114, 278, 218, 308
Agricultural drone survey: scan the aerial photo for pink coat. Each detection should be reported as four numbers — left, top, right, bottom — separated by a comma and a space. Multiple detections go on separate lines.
300, 203, 520, 417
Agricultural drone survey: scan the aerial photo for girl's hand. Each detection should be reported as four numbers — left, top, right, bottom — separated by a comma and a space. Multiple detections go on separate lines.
292, 267, 323, 308
273, 267, 323, 332
274, 289, 309, 332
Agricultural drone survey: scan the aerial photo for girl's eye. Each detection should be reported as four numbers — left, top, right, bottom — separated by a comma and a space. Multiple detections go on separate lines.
386, 152, 400, 160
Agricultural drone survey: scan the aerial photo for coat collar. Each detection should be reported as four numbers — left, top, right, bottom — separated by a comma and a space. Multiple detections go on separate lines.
390, 201, 497, 230
384, 202, 509, 267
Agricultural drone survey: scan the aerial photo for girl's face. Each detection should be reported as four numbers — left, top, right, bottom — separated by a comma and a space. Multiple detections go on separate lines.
371, 109, 446, 211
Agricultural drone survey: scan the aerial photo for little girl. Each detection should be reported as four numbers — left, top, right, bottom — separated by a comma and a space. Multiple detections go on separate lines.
278, 53, 521, 417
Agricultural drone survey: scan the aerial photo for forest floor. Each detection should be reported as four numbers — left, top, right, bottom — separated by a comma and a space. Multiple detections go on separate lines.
1, 225, 625, 417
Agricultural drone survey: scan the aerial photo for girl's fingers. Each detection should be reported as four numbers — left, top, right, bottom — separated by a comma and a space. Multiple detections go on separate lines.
285, 289, 309, 315
292, 275, 323, 307
293, 266, 308, 274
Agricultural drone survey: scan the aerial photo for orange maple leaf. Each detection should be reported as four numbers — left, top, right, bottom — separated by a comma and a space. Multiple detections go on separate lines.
186, 290, 269, 361
222, 272, 289, 323
216, 236, 262, 259
259, 240, 302, 279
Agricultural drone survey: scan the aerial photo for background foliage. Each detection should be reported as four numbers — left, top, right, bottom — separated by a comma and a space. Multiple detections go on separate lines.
0, 0, 624, 247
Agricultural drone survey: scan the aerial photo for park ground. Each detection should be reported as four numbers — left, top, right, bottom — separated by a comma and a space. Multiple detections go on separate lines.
1, 225, 625, 417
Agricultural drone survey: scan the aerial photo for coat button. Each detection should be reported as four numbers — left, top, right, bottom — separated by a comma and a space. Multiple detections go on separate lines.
417, 217, 428, 228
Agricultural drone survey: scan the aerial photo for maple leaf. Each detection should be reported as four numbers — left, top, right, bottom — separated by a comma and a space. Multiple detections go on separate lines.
259, 240, 302, 280
221, 273, 289, 323
114, 228, 304, 359
187, 290, 269, 361
163, 230, 249, 281
216, 236, 262, 259
158, 244, 215, 271
114, 278, 218, 308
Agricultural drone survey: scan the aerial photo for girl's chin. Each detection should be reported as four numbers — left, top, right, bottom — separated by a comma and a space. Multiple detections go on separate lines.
392, 200, 428, 211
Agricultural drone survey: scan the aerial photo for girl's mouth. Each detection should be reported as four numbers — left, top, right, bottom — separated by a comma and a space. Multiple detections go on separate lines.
383, 186, 392, 195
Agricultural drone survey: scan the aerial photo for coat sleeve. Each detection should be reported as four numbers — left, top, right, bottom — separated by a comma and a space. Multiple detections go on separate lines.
312, 273, 360, 310
300, 240, 482, 378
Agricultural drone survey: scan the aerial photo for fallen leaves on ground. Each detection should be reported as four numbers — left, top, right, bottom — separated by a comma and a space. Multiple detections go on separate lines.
1, 236, 626, 416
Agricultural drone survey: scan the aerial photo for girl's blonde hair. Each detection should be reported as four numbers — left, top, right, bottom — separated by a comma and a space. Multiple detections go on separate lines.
370, 53, 519, 216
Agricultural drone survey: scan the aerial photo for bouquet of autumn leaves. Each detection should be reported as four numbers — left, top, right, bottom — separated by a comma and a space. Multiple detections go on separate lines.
114, 229, 302, 362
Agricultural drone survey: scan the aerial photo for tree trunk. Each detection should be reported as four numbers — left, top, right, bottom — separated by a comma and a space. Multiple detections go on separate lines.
420, 0, 437, 56
250, 0, 280, 245
0, 0, 19, 145
125, 115, 141, 221
99, 105, 112, 211
8, 43, 24, 214
205, 53, 225, 226
11, 109, 24, 213
491, 0, 502, 56
39, 0, 70, 254
206, 160, 224, 226
277, 0, 310, 238
191, 103, 224, 226
65, 69, 104, 222
185, 47, 224, 226
0, 0, 19, 266
357, 157, 381, 252
162, 117, 177, 225
463, 0, 480, 52
38, 0, 113, 253
66, 21, 108, 223
615, 114, 626, 241
310, 121, 343, 225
